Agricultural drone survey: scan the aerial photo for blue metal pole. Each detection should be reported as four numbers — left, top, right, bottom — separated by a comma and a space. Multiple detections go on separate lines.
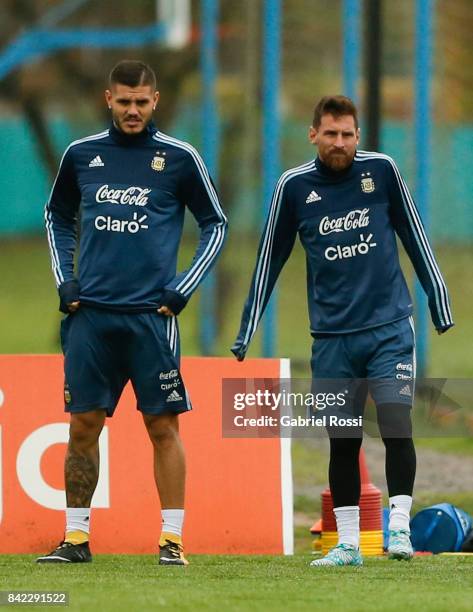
0, 26, 167, 81
200, 0, 219, 355
342, 0, 362, 102
38, 0, 90, 28
414, 0, 433, 376
262, 0, 281, 358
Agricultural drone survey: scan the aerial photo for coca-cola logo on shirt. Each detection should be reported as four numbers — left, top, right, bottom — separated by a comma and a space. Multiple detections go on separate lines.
319, 208, 370, 235
95, 185, 151, 206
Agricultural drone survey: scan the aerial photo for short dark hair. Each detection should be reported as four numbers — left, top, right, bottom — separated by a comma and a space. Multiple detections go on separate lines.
109, 60, 157, 90
312, 95, 358, 129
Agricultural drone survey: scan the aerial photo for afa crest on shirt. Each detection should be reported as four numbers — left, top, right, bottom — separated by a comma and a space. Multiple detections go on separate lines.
361, 173, 375, 193
151, 155, 166, 172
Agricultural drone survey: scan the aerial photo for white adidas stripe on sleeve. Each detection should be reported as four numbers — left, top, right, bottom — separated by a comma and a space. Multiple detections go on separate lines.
45, 130, 109, 287
243, 161, 316, 346
355, 151, 452, 327
153, 132, 227, 297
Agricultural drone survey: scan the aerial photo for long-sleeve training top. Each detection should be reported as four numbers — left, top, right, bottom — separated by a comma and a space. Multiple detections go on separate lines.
45, 122, 227, 313
232, 151, 453, 359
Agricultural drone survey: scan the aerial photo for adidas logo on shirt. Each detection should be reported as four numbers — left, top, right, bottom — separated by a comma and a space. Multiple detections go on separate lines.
399, 384, 412, 397
306, 190, 321, 203
166, 389, 183, 402
89, 155, 104, 167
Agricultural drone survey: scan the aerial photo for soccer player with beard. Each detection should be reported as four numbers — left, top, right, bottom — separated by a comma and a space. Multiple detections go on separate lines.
39, 60, 227, 565
232, 95, 453, 566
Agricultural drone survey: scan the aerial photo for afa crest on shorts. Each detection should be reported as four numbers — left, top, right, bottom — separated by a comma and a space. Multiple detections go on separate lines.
64, 384, 72, 404
151, 154, 166, 172
361, 173, 375, 193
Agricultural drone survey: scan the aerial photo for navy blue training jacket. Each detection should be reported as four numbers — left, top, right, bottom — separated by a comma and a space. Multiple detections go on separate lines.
45, 123, 227, 313
232, 151, 453, 359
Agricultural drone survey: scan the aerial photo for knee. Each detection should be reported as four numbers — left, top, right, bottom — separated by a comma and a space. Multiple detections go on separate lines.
145, 415, 180, 447
377, 403, 413, 439
382, 436, 415, 452
69, 412, 105, 448
378, 418, 412, 439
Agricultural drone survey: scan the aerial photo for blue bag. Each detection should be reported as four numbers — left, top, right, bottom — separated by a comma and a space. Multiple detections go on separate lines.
410, 503, 472, 553
382, 507, 390, 550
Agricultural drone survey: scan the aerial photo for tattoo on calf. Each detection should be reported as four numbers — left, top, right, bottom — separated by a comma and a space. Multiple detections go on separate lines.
65, 451, 99, 507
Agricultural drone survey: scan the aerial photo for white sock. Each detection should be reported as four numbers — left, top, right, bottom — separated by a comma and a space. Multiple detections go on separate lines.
162, 509, 184, 537
334, 505, 360, 548
66, 507, 91, 534
389, 495, 412, 532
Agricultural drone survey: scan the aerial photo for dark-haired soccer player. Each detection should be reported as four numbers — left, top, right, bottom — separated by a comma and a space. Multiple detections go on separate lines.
39, 60, 227, 565
232, 95, 453, 566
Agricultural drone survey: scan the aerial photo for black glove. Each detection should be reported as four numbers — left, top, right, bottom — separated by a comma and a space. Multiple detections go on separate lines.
436, 323, 454, 335
159, 290, 188, 315
231, 344, 246, 362
58, 279, 80, 314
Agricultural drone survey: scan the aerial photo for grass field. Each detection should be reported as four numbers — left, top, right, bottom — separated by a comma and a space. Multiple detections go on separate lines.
2, 554, 473, 611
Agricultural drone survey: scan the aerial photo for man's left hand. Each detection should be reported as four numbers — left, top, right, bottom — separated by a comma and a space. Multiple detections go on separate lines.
158, 305, 175, 317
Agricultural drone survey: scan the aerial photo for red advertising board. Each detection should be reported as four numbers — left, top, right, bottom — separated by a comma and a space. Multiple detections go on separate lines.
0, 355, 292, 554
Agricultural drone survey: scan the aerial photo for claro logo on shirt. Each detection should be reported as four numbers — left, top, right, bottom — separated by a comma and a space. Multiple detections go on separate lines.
94, 212, 149, 234
95, 185, 151, 206
324, 233, 377, 261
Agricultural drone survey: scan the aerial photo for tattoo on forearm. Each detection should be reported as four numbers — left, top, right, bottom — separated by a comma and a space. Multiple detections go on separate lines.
65, 451, 99, 507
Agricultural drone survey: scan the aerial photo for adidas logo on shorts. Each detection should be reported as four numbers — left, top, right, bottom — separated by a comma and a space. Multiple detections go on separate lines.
166, 389, 183, 402
399, 384, 412, 397
89, 155, 104, 167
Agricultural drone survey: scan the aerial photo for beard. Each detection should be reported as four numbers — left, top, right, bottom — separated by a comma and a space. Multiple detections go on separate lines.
323, 150, 354, 171
113, 112, 150, 135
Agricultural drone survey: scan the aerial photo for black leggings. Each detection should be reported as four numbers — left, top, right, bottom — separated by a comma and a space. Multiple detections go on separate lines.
328, 404, 416, 508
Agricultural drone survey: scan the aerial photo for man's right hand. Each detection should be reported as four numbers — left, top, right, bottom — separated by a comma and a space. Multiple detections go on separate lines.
59, 279, 80, 314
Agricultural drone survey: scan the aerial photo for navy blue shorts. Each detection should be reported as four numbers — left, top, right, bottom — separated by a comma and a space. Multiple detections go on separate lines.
60, 307, 191, 416
311, 316, 416, 413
